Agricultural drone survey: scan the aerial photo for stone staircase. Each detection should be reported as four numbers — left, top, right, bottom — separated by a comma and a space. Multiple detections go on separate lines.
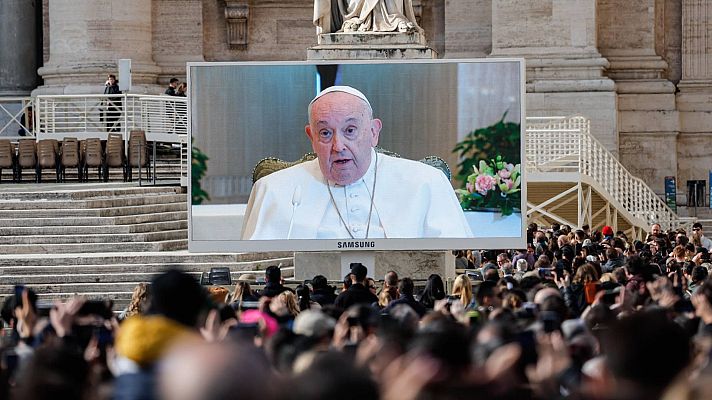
0, 252, 293, 310
0, 183, 294, 310
0, 184, 187, 254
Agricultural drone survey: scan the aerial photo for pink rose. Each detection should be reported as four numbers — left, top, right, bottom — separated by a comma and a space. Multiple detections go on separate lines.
503, 178, 514, 190
475, 174, 496, 195
466, 182, 475, 193
498, 163, 514, 179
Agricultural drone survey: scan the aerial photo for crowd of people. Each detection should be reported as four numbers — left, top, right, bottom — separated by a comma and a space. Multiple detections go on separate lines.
3, 221, 712, 399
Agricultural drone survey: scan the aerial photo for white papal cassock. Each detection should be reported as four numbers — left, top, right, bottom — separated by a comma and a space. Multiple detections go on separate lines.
241, 149, 474, 240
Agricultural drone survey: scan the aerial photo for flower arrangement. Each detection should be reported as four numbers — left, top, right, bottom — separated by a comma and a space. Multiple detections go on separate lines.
455, 156, 521, 216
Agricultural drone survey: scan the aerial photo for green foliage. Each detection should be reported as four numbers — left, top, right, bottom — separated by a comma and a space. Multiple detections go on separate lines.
191, 138, 210, 205
452, 113, 521, 186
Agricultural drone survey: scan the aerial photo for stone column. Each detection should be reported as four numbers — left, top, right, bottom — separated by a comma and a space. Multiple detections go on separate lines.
677, 0, 712, 186
598, 0, 678, 195
35, 0, 161, 95
0, 0, 39, 96
491, 0, 618, 154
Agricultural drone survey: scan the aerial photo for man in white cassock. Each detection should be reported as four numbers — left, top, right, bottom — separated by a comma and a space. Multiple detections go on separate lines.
240, 86, 473, 240
313, 0, 421, 34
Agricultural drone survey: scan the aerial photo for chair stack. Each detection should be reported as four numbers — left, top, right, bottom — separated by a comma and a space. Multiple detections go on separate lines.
37, 139, 60, 183
60, 137, 81, 182
0, 134, 153, 183
16, 139, 37, 183
0, 140, 17, 182
127, 130, 150, 182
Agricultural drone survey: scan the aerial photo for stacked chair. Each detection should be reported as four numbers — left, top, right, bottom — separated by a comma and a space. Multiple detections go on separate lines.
105, 133, 127, 181
82, 138, 105, 182
4, 134, 153, 183
127, 130, 150, 182
60, 137, 81, 182
0, 140, 17, 183
36, 139, 60, 183
16, 139, 37, 183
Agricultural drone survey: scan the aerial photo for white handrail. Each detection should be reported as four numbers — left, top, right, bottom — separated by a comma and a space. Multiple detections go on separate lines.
34, 94, 188, 142
525, 116, 680, 230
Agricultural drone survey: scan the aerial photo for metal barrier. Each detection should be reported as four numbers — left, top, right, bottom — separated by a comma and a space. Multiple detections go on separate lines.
0, 97, 34, 139
33, 93, 188, 185
34, 94, 187, 142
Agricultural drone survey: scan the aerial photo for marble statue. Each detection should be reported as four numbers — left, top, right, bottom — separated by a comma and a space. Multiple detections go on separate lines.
313, 0, 422, 34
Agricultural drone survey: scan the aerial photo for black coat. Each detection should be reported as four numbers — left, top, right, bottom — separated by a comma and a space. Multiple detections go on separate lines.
258, 282, 293, 298
385, 294, 427, 317
334, 283, 378, 310
311, 288, 337, 306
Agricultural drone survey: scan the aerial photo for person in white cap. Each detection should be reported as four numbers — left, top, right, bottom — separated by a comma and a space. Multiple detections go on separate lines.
240, 85, 473, 240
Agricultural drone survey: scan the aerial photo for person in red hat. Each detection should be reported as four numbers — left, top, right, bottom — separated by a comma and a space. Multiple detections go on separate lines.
602, 225, 614, 239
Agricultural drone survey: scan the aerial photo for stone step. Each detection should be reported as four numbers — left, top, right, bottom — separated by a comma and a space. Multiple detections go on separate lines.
0, 202, 186, 218
0, 271, 296, 295
1, 282, 160, 295
0, 251, 293, 266
0, 220, 187, 236
0, 258, 294, 278
0, 188, 184, 202
34, 291, 134, 306
0, 229, 187, 245
0, 193, 186, 211
0, 211, 187, 227
0, 239, 187, 254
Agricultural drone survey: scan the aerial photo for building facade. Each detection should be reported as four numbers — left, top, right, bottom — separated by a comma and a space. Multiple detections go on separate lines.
0, 0, 710, 197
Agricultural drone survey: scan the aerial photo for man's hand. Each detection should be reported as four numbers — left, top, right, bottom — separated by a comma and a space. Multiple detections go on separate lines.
15, 289, 37, 339
50, 297, 86, 338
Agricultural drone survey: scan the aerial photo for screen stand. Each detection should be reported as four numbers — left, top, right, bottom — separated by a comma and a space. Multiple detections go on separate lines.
338, 251, 376, 279
293, 251, 455, 283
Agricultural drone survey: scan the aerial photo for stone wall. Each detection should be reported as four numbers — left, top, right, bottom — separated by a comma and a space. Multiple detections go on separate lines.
152, 0, 204, 83
202, 0, 314, 61
444, 0, 491, 58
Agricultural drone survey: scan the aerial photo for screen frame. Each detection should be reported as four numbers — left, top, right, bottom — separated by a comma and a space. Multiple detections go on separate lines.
187, 58, 527, 252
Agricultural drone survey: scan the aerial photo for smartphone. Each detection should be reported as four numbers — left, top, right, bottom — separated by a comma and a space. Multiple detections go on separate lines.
14, 285, 24, 304
78, 300, 113, 319
94, 326, 114, 349
1, 348, 19, 376
228, 322, 259, 342
600, 290, 618, 305
540, 311, 560, 333
539, 268, 553, 279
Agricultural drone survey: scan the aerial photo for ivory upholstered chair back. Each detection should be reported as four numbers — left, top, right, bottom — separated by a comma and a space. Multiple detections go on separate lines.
251, 147, 451, 184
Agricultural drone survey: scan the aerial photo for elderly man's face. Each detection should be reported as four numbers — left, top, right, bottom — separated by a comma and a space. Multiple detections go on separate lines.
651, 224, 662, 235
305, 92, 381, 186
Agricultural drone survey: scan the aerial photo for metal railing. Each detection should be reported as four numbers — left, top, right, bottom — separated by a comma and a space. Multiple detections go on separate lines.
525, 116, 683, 230
35, 94, 187, 141
0, 97, 34, 138
33, 93, 188, 184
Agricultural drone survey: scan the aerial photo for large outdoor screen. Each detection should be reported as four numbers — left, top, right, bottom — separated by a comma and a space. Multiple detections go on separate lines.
188, 59, 526, 252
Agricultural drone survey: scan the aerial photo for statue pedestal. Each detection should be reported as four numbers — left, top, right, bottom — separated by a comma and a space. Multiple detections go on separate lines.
307, 32, 437, 60
294, 251, 455, 282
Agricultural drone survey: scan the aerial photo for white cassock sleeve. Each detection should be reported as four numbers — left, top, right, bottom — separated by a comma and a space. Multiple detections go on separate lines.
373, 156, 473, 238
241, 177, 288, 240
